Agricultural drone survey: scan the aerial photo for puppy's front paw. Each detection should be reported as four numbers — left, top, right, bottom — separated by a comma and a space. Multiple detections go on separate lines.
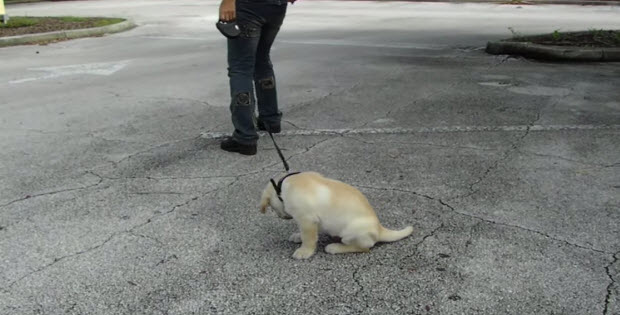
289, 233, 302, 243
292, 247, 315, 260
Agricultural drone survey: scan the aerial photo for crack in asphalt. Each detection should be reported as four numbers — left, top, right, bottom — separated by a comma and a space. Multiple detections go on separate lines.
108, 135, 200, 166
0, 173, 104, 209
0, 127, 85, 136
460, 111, 541, 199
343, 135, 495, 152
3, 183, 227, 291
604, 252, 619, 315
356, 184, 612, 254
354, 68, 413, 129
440, 198, 611, 254
264, 137, 336, 172
90, 173, 239, 181
433, 57, 536, 201
517, 150, 620, 168
128, 231, 165, 247
417, 223, 445, 249
2, 136, 334, 291
282, 120, 303, 130
492, 55, 520, 67
5, 230, 118, 291
286, 82, 363, 124
352, 265, 364, 298
87, 133, 144, 145
129, 191, 186, 195
354, 184, 439, 203
344, 135, 618, 171
1, 135, 206, 209
398, 223, 446, 266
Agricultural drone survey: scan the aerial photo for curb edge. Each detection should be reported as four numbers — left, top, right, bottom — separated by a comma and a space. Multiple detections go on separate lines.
0, 19, 137, 47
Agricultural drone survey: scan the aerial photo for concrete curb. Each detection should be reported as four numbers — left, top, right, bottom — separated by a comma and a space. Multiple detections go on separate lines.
486, 40, 620, 61
0, 19, 136, 47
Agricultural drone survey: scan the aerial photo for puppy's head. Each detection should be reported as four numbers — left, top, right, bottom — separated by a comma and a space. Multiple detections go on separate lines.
259, 181, 292, 220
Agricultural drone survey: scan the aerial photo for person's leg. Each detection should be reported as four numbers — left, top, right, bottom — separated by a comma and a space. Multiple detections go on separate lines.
254, 4, 287, 132
224, 4, 263, 151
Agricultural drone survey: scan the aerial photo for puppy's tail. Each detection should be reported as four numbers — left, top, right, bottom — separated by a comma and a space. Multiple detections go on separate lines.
378, 225, 414, 243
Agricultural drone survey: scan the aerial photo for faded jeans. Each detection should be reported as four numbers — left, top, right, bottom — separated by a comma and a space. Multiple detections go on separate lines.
228, 0, 287, 145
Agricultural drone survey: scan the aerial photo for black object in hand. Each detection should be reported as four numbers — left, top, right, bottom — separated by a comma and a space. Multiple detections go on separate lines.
216, 20, 241, 39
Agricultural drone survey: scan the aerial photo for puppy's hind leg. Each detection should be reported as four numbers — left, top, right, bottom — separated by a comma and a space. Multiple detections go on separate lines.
325, 234, 374, 255
325, 243, 370, 254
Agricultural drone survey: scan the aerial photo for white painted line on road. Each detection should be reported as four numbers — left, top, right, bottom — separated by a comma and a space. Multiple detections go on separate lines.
136, 37, 444, 51
279, 39, 448, 50
9, 60, 131, 84
478, 81, 512, 87
201, 131, 230, 139
200, 124, 620, 139
140, 35, 212, 41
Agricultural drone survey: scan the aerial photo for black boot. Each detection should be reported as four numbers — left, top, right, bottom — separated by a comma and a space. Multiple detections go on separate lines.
256, 118, 281, 133
220, 137, 257, 155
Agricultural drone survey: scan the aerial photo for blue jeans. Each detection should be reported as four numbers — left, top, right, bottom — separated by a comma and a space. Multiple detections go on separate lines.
228, 0, 287, 145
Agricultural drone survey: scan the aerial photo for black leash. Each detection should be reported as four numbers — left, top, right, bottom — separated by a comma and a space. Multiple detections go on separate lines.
265, 127, 298, 202
266, 129, 290, 172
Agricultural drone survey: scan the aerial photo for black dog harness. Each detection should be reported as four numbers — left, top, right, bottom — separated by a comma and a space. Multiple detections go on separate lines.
270, 172, 300, 202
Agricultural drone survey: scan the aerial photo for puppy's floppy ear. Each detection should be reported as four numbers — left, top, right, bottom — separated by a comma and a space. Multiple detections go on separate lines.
259, 183, 272, 214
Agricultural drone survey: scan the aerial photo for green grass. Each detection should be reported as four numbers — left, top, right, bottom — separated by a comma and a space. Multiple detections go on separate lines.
0, 16, 39, 28
57, 16, 89, 23
93, 18, 125, 27
0, 16, 125, 29
507, 29, 620, 47
56, 16, 124, 27
589, 29, 620, 44
4, 0, 47, 3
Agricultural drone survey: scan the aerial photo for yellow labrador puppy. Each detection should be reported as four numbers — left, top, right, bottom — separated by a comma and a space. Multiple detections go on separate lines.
259, 171, 414, 259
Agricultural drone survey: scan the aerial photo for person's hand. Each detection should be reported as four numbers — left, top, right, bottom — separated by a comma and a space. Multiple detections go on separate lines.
219, 0, 236, 21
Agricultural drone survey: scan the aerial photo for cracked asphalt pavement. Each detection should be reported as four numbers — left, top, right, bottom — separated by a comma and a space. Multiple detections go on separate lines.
1, 1, 619, 314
